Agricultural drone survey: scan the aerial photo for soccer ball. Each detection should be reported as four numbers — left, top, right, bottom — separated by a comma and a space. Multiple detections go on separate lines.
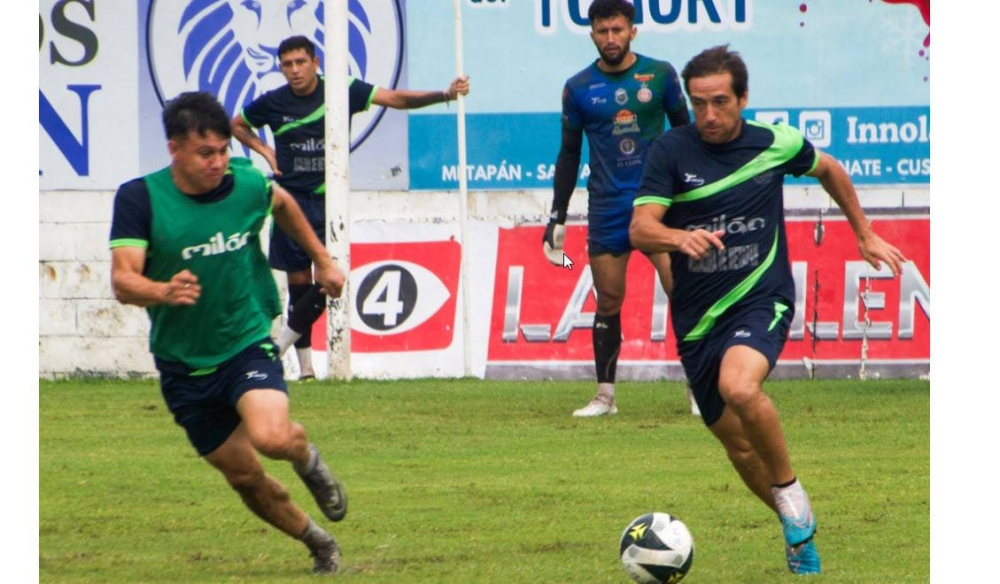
619, 512, 694, 584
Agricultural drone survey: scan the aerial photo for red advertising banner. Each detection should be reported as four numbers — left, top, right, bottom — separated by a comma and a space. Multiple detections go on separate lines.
488, 217, 929, 371
310, 239, 462, 353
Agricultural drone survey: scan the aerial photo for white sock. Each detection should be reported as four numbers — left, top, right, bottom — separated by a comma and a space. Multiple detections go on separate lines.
276, 326, 302, 356
772, 478, 812, 520
297, 346, 315, 377
597, 383, 615, 401
686, 386, 702, 416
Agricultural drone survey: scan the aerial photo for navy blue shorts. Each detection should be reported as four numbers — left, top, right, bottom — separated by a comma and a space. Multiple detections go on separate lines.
678, 300, 793, 427
269, 192, 324, 272
587, 204, 633, 256
156, 339, 288, 456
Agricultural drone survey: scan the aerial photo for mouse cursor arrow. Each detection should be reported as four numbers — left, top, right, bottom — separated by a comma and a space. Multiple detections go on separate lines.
562, 253, 574, 270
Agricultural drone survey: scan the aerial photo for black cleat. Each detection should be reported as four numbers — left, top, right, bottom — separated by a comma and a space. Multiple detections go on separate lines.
310, 537, 341, 575
297, 444, 348, 522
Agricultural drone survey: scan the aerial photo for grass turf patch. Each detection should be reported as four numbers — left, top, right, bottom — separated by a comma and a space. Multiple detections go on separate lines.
39, 378, 929, 583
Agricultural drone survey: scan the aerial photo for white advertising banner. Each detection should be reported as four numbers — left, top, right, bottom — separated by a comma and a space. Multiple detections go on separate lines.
39, 0, 140, 190
302, 220, 498, 380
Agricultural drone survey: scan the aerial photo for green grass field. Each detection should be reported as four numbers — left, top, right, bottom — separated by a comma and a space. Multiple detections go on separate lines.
39, 378, 929, 583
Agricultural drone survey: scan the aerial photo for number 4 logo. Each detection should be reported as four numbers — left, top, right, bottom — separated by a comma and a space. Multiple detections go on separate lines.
360, 267, 412, 329
348, 240, 462, 352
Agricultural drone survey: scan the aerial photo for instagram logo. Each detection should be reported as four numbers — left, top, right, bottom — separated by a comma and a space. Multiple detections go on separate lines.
799, 111, 832, 147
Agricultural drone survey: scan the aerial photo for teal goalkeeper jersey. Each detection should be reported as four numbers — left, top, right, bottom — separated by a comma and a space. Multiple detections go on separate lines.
110, 158, 281, 370
561, 53, 688, 214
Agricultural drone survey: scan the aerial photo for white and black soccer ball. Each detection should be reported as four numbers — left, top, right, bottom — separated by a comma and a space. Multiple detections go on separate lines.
619, 512, 694, 584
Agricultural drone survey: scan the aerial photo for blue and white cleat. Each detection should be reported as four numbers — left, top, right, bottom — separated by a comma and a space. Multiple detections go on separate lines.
779, 507, 816, 548
785, 538, 821, 574
774, 479, 820, 574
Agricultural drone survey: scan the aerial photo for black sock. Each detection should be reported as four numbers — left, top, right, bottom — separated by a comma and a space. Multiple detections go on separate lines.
287, 284, 311, 344
593, 312, 622, 384
287, 283, 326, 336
294, 333, 312, 350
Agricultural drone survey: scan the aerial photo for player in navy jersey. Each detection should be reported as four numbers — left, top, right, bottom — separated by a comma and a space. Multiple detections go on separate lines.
110, 92, 349, 575
231, 35, 470, 379
630, 45, 906, 574
542, 0, 695, 417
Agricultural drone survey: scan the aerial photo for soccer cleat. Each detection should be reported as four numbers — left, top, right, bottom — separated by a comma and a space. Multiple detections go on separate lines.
310, 537, 342, 575
785, 538, 821, 574
780, 509, 817, 548
297, 445, 348, 522
573, 396, 618, 417
685, 386, 701, 417
776, 492, 816, 548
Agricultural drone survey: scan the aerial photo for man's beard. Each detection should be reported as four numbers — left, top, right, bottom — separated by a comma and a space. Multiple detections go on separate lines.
599, 40, 631, 67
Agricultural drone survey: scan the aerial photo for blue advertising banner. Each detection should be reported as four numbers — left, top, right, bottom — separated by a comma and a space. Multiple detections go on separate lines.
410, 106, 930, 189
139, 0, 411, 189
40, 0, 416, 191
406, 0, 931, 189
39, 1, 930, 191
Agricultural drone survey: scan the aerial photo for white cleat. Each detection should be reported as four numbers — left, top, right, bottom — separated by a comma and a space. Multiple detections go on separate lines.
686, 387, 702, 417
573, 396, 618, 417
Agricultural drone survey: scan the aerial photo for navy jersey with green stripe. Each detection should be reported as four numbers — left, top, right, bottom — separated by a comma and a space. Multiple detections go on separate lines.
240, 76, 375, 196
562, 53, 687, 214
637, 120, 819, 343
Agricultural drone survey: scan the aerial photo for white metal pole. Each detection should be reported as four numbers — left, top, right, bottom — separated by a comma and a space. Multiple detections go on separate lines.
454, 0, 472, 377
325, 1, 352, 380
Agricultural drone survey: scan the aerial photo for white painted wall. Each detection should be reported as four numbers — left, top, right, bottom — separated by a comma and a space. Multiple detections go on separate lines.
38, 186, 929, 379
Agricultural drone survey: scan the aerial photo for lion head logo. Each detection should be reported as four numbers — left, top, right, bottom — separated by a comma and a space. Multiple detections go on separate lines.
147, 0, 403, 151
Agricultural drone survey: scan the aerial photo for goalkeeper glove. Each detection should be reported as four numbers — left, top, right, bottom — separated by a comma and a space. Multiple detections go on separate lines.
542, 212, 566, 266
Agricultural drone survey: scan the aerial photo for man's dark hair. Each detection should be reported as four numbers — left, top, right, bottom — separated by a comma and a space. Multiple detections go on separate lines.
588, 0, 636, 24
682, 44, 749, 98
278, 35, 317, 59
162, 91, 232, 141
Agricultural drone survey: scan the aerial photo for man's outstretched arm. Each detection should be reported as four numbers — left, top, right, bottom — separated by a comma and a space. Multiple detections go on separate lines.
372, 75, 470, 110
808, 152, 906, 276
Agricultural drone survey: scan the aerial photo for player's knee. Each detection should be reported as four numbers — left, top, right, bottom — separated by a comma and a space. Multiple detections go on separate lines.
287, 270, 313, 287
251, 423, 305, 460
223, 465, 266, 494
596, 293, 624, 314
250, 428, 293, 459
719, 381, 763, 412
228, 471, 291, 504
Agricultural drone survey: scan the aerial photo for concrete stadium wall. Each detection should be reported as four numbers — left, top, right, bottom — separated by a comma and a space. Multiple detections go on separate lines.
38, 186, 929, 379
38, 187, 557, 378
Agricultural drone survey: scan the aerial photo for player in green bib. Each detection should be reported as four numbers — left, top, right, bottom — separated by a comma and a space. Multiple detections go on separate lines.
109, 92, 348, 576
